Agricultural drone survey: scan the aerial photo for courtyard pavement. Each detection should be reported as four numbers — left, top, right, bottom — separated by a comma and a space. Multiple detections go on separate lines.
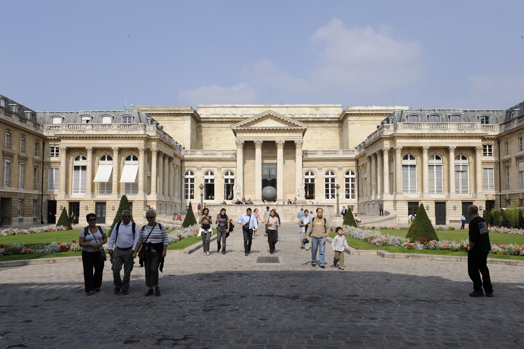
1, 223, 524, 348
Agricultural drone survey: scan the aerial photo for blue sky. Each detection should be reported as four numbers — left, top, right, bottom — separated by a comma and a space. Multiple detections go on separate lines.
1, 0, 523, 111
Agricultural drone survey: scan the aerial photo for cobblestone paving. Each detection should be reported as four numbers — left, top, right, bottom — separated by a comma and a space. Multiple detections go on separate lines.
1, 223, 524, 348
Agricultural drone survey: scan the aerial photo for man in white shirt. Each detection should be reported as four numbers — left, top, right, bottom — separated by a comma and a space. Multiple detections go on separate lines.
238, 208, 258, 256
108, 210, 139, 295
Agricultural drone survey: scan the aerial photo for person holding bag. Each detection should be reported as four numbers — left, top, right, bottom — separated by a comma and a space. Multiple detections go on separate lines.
265, 209, 280, 254
78, 213, 107, 296
199, 208, 213, 256
135, 208, 168, 297
215, 208, 230, 255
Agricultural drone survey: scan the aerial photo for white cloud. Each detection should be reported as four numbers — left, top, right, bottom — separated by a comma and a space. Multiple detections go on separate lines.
178, 83, 258, 106
309, 19, 422, 95
243, 60, 315, 93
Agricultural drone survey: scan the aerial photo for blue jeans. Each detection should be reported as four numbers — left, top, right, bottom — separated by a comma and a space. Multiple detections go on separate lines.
310, 237, 325, 266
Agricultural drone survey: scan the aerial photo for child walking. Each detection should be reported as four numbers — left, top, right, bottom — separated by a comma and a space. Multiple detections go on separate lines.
332, 227, 350, 270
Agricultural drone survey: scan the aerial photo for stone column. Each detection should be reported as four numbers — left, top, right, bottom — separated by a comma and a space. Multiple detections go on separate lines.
377, 151, 382, 197
163, 155, 169, 197
295, 139, 303, 197
254, 140, 263, 201
383, 149, 390, 195
151, 149, 158, 195
475, 146, 483, 195
158, 152, 164, 197
422, 146, 429, 195
112, 147, 119, 196
276, 140, 285, 201
59, 146, 67, 197
371, 154, 376, 198
235, 140, 244, 200
366, 157, 371, 198
395, 146, 402, 195
138, 147, 146, 196
169, 158, 174, 199
85, 147, 93, 197
449, 146, 456, 195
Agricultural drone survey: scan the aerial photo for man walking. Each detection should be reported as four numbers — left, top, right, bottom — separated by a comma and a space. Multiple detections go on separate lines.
306, 208, 329, 268
341, 206, 347, 219
238, 208, 258, 256
108, 210, 139, 295
379, 203, 384, 216
467, 205, 493, 297
297, 208, 305, 220
461, 214, 466, 229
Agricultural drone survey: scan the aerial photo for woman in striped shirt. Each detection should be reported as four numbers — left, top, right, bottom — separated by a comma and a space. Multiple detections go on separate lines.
135, 208, 168, 297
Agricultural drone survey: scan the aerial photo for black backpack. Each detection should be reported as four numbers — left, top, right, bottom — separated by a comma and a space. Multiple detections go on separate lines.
84, 225, 106, 237
113, 221, 137, 245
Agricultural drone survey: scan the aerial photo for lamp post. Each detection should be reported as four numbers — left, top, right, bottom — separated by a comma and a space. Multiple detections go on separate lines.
336, 183, 341, 217
199, 183, 204, 213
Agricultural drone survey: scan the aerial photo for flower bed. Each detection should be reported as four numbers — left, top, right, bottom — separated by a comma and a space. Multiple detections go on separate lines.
0, 225, 70, 237
488, 226, 524, 235
356, 225, 456, 231
335, 225, 524, 256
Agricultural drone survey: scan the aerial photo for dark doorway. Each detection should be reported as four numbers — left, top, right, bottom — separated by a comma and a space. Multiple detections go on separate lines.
408, 202, 419, 216
462, 202, 473, 224
95, 202, 106, 224
435, 202, 446, 225
1, 198, 12, 226
69, 202, 80, 224
262, 163, 277, 190
485, 200, 495, 212
47, 200, 57, 224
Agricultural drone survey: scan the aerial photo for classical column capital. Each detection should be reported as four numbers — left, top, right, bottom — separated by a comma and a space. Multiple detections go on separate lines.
276, 140, 285, 149
139, 147, 146, 154
475, 145, 483, 153
235, 140, 244, 149
112, 147, 119, 154
59, 146, 67, 152
294, 139, 303, 148
383, 148, 390, 155
86, 146, 93, 154
254, 140, 263, 149
422, 146, 429, 153
448, 146, 456, 152
395, 146, 402, 154
151, 148, 158, 154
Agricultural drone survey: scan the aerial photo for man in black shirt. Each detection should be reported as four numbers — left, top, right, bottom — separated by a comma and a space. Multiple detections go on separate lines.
467, 205, 493, 297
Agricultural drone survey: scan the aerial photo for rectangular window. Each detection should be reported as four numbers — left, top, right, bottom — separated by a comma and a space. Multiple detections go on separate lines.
483, 168, 494, 190
34, 142, 40, 157
505, 142, 509, 156
520, 171, 524, 189
124, 178, 138, 195
33, 167, 38, 190
32, 200, 37, 216
519, 137, 523, 152
429, 165, 443, 194
402, 165, 417, 194
20, 137, 25, 152
18, 200, 23, 217
19, 163, 25, 189
482, 144, 493, 157
98, 173, 113, 195
50, 146, 60, 158
48, 168, 59, 190
506, 165, 510, 190
455, 164, 469, 194
73, 166, 87, 194
3, 160, 10, 187
5, 132, 10, 148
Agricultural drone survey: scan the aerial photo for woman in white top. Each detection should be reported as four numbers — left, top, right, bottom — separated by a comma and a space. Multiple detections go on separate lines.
135, 208, 168, 297
265, 209, 280, 254
78, 213, 107, 296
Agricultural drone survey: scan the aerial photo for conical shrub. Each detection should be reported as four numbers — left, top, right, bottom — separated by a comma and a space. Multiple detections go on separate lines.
111, 194, 133, 232
406, 204, 438, 242
56, 207, 72, 230
182, 202, 197, 228
342, 206, 358, 227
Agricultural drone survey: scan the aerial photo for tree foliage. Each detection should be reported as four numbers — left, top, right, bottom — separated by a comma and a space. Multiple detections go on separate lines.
342, 206, 358, 227
406, 204, 438, 242
490, 209, 502, 227
56, 207, 72, 230
182, 202, 197, 228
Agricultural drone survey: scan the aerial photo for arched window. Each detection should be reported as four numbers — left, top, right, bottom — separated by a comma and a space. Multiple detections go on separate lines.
345, 171, 356, 199
402, 154, 417, 194
184, 171, 195, 200
97, 155, 113, 195
479, 115, 491, 124
123, 155, 138, 195
224, 171, 235, 200
204, 171, 215, 200
324, 171, 336, 200
390, 157, 394, 194
406, 114, 419, 122
73, 155, 87, 194
455, 154, 469, 194
428, 155, 443, 194
450, 114, 462, 122
304, 171, 315, 200
428, 114, 441, 122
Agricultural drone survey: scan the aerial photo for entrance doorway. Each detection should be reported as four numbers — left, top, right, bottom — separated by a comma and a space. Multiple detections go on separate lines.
47, 200, 57, 224
262, 163, 277, 190
485, 200, 495, 212
435, 202, 446, 225
408, 202, 419, 217
461, 202, 473, 224
95, 202, 106, 224
1, 198, 12, 226
69, 202, 80, 224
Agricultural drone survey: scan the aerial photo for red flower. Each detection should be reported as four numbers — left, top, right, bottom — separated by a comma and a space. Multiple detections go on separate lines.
0, 244, 3, 248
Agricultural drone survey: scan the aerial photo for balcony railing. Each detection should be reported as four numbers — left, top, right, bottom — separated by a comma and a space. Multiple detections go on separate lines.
303, 149, 356, 158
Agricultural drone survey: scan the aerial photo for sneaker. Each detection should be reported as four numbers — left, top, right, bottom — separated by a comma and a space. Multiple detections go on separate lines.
114, 287, 120, 294
207, 252, 210, 256
145, 289, 154, 297
320, 265, 326, 269
469, 291, 484, 297
486, 292, 494, 297
122, 290, 129, 295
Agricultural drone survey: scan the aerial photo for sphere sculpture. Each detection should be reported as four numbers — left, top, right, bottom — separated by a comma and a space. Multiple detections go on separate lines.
262, 186, 277, 202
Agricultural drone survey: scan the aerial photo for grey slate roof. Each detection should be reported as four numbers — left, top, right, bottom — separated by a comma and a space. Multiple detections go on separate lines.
36, 110, 157, 125
381, 108, 506, 125
504, 101, 524, 123
0, 94, 38, 122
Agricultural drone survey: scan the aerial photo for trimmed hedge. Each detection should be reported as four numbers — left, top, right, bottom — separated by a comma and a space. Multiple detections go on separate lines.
342, 206, 358, 227
56, 207, 72, 230
406, 204, 438, 242
182, 202, 197, 228
111, 194, 134, 232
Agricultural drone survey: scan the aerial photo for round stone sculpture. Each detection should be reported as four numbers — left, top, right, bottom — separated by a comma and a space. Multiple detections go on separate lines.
262, 186, 277, 202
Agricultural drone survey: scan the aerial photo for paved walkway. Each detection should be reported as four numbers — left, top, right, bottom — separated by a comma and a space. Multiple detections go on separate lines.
1, 223, 524, 348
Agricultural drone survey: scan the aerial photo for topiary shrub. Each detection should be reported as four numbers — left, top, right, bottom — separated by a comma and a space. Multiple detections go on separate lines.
111, 194, 134, 233
406, 204, 438, 242
342, 206, 358, 227
482, 209, 491, 225
491, 209, 502, 227
56, 207, 72, 230
503, 204, 519, 228
182, 202, 197, 228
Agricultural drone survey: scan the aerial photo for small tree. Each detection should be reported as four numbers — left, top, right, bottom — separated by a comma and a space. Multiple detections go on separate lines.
182, 202, 197, 228
342, 206, 358, 227
482, 209, 491, 225
406, 204, 438, 242
491, 209, 502, 227
56, 207, 72, 230
503, 204, 519, 228
111, 194, 133, 233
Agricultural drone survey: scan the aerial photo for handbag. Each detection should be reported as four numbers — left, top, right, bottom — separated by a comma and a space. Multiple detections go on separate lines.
89, 227, 107, 262
138, 223, 156, 267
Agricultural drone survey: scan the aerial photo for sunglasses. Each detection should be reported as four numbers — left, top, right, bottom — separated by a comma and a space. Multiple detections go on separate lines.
89, 218, 97, 221
146, 216, 154, 219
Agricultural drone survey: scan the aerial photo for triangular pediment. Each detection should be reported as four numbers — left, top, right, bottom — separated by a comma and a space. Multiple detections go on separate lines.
231, 110, 308, 132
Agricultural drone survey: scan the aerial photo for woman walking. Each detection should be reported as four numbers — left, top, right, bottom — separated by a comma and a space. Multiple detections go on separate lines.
215, 208, 230, 255
199, 208, 213, 255
253, 208, 262, 237
79, 213, 107, 296
265, 209, 280, 254
135, 208, 168, 297
299, 209, 310, 250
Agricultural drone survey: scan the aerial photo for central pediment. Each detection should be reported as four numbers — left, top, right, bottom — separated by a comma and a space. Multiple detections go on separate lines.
231, 110, 308, 135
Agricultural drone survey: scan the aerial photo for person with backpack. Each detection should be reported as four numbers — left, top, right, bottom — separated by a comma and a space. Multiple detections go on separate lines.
134, 208, 168, 297
108, 210, 139, 295
78, 213, 107, 296
305, 208, 329, 268
215, 208, 230, 255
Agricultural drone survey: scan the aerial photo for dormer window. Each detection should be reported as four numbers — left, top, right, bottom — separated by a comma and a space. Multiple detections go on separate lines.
406, 114, 419, 122
9, 104, 19, 113
101, 115, 113, 124
449, 114, 462, 122
121, 115, 133, 123
52, 116, 63, 125
428, 114, 441, 122
479, 115, 490, 124
80, 115, 92, 124
0, 98, 6, 108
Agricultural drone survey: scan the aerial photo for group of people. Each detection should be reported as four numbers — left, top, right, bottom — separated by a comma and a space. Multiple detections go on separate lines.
79, 209, 168, 297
